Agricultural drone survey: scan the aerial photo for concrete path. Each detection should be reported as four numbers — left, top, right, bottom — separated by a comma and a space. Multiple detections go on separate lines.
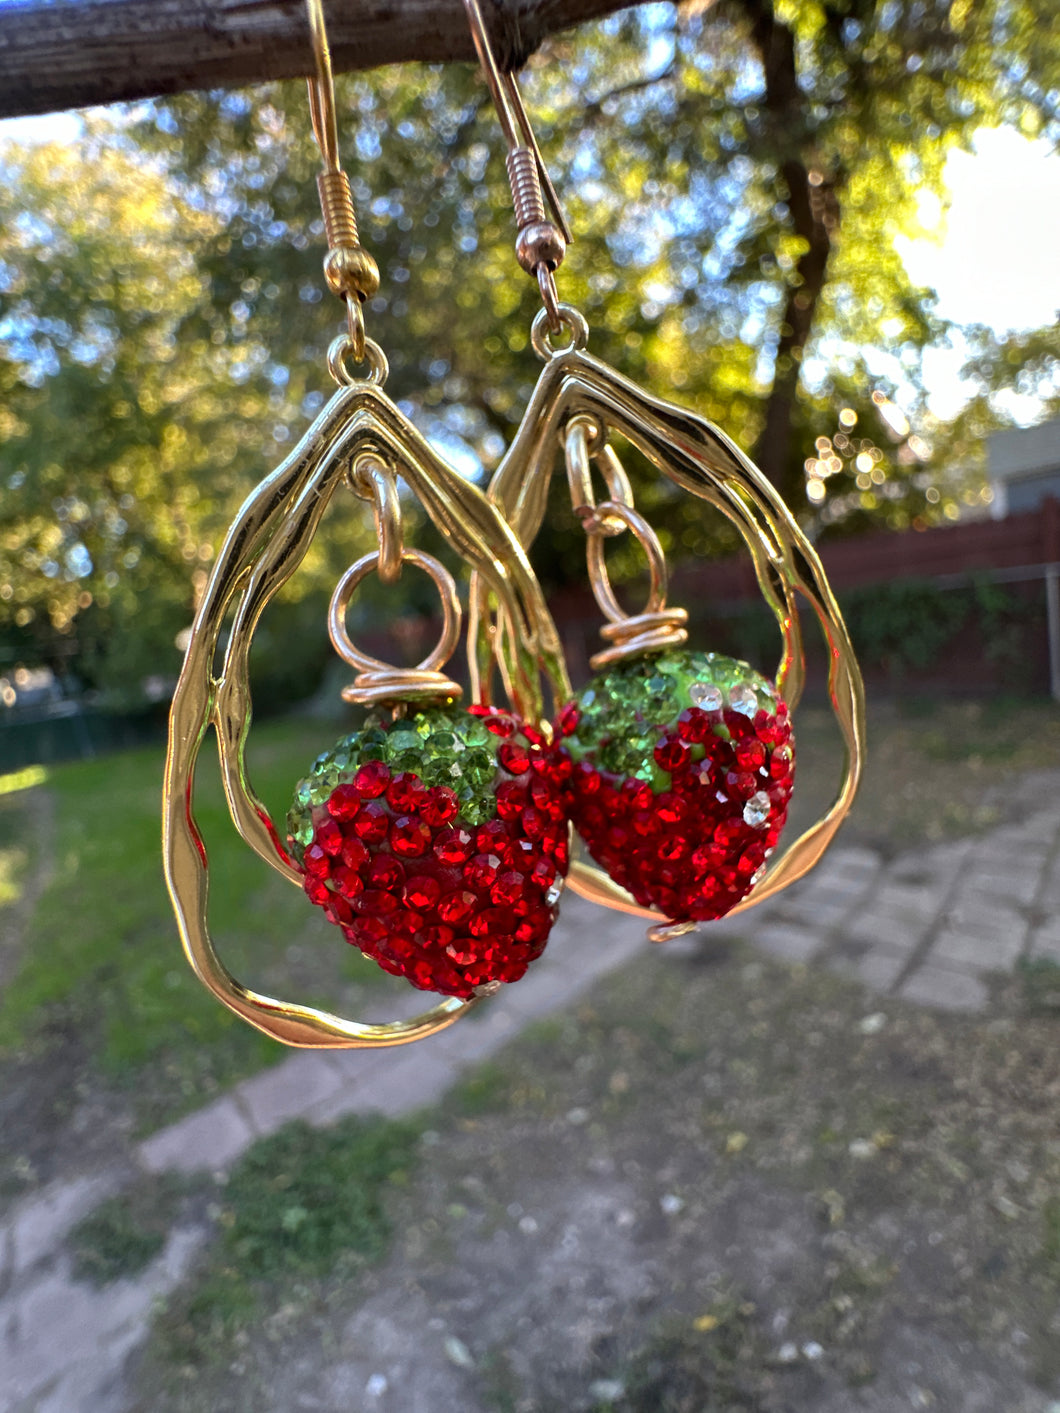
3, 788, 1060, 1412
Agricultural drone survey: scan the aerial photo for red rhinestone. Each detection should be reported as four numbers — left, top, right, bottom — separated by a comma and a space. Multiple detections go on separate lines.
303, 843, 331, 879
735, 739, 766, 772
390, 815, 432, 857
531, 857, 556, 888
726, 771, 757, 801
656, 794, 683, 825
542, 751, 573, 784
368, 854, 405, 891
496, 779, 527, 820
498, 741, 531, 775
390, 907, 425, 936
657, 835, 688, 863
654, 736, 689, 773
340, 835, 370, 871
327, 784, 362, 821
529, 776, 554, 809
332, 864, 365, 897
386, 772, 425, 813
354, 759, 391, 798
324, 894, 353, 926
421, 923, 455, 948
467, 704, 491, 718
714, 818, 743, 848
620, 778, 653, 811
304, 875, 330, 905
353, 801, 389, 842
354, 915, 389, 947
465, 852, 502, 890
552, 838, 570, 871
520, 806, 546, 841
573, 761, 601, 794
420, 786, 459, 827
723, 709, 753, 739
446, 941, 478, 966
438, 889, 476, 924
482, 711, 516, 738
516, 911, 551, 944
356, 888, 398, 916
510, 838, 536, 872
556, 701, 580, 736
607, 826, 630, 851
404, 874, 441, 910
491, 870, 525, 906
434, 825, 474, 865
315, 813, 344, 853
470, 905, 516, 937
677, 708, 713, 744
476, 819, 512, 856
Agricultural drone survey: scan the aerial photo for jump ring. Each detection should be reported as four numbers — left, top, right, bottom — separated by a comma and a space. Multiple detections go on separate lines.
537, 266, 563, 334
327, 334, 389, 388
530, 304, 589, 361
565, 418, 634, 536
585, 501, 669, 624
349, 455, 404, 586
329, 548, 461, 676
345, 296, 367, 363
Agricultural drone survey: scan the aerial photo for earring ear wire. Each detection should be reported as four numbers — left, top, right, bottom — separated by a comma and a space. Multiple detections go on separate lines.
461, 0, 572, 331
305, 0, 380, 363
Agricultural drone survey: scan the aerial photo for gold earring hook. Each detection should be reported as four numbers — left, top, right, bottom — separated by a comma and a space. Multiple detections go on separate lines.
460, 0, 572, 332
304, 0, 380, 366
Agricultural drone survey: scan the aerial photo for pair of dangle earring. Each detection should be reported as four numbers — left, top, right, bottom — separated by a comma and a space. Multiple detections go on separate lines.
163, 0, 865, 1050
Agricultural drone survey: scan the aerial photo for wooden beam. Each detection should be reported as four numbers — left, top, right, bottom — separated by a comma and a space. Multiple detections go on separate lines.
0, 0, 638, 120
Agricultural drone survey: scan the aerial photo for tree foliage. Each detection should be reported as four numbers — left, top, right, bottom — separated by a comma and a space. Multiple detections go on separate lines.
1, 0, 1057, 702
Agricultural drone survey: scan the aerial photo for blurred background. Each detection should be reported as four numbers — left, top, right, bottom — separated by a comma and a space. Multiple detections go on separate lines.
1, 3, 1059, 1410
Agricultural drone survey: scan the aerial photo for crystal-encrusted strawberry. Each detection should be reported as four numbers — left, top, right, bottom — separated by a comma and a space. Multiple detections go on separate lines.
286, 704, 568, 998
553, 649, 794, 924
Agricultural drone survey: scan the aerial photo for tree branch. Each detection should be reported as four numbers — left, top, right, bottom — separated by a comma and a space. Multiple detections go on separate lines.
0, 0, 642, 121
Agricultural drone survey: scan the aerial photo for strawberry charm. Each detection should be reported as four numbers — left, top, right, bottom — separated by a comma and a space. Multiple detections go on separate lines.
553, 649, 794, 925
286, 703, 568, 998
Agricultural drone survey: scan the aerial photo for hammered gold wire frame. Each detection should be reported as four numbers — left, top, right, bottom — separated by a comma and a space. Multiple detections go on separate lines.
163, 382, 571, 1048
473, 328, 867, 923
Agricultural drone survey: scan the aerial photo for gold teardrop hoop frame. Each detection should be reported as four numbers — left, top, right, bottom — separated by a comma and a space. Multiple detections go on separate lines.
475, 338, 866, 922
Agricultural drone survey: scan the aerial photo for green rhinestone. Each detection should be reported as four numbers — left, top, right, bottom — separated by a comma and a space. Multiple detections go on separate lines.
426, 731, 456, 758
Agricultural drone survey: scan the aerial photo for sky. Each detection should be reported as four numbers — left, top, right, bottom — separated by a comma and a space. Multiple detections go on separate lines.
1, 112, 1057, 424
896, 127, 1060, 422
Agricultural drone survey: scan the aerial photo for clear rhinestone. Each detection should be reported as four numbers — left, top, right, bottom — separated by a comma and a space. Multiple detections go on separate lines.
729, 682, 758, 716
689, 681, 723, 711
743, 790, 770, 827
546, 881, 563, 906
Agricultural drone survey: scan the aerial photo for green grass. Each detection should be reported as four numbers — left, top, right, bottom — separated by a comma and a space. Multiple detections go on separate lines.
69, 1173, 200, 1286
0, 717, 397, 1130
151, 1113, 422, 1368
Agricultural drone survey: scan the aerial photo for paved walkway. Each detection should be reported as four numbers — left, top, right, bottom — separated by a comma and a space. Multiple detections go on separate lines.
3, 789, 1060, 1412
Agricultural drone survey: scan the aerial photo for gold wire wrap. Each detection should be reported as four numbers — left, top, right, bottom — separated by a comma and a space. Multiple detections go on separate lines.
472, 344, 866, 924
164, 380, 571, 1048
329, 548, 464, 706
584, 500, 690, 669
